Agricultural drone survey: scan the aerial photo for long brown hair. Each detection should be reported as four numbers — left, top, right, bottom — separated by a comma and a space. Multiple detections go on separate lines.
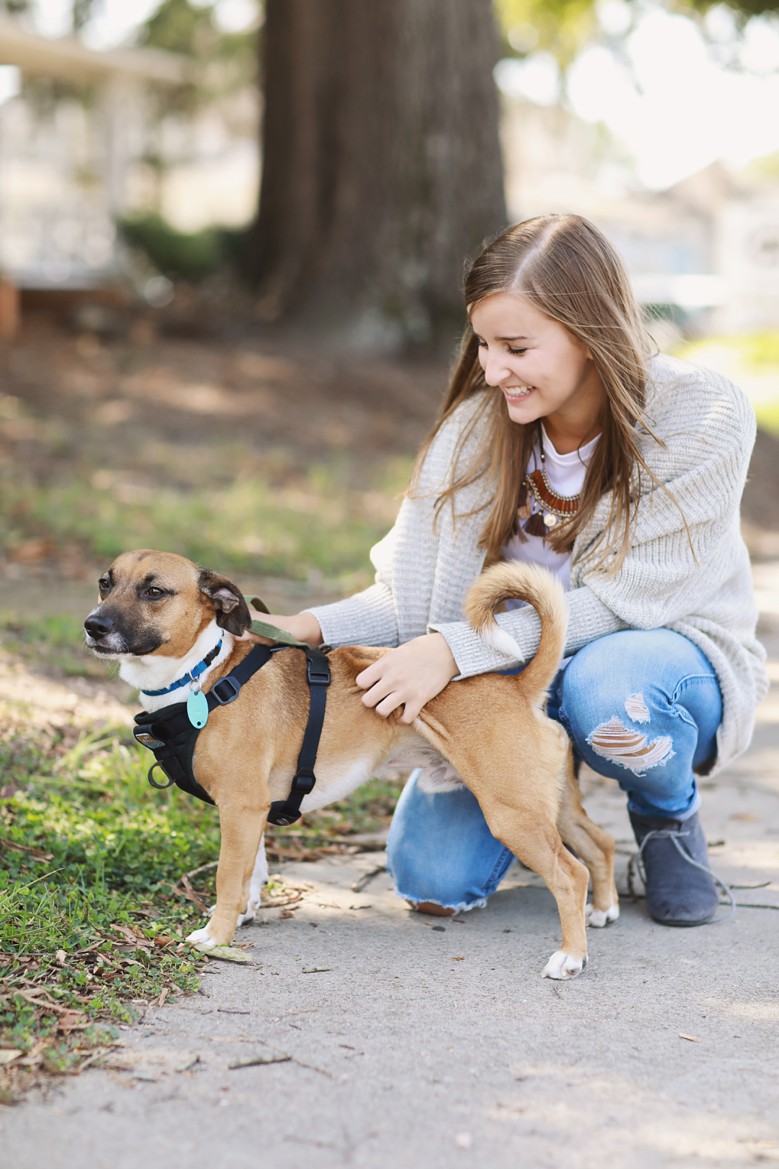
414, 213, 662, 573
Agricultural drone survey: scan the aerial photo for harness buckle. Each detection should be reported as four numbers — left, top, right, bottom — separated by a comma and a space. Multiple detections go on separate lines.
306, 658, 331, 686
134, 727, 166, 750
271, 808, 302, 827
291, 771, 316, 796
211, 676, 241, 705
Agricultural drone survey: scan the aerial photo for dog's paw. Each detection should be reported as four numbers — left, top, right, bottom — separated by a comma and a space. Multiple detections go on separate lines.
187, 926, 218, 950
236, 898, 261, 928
586, 901, 620, 928
542, 950, 587, 980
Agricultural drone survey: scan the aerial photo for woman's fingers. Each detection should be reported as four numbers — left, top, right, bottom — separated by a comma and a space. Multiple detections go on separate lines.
355, 634, 458, 723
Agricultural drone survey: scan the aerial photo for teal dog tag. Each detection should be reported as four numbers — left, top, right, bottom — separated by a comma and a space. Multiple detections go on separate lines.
187, 688, 209, 729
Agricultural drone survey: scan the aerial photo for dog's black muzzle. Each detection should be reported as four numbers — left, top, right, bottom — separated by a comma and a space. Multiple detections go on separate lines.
84, 612, 114, 640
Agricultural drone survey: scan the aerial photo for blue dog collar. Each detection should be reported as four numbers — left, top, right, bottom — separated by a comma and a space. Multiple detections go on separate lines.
141, 639, 223, 698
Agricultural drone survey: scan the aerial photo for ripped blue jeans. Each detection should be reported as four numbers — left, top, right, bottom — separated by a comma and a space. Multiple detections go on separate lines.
386, 629, 723, 912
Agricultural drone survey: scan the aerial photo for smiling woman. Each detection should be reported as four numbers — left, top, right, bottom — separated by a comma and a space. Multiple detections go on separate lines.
258, 211, 767, 933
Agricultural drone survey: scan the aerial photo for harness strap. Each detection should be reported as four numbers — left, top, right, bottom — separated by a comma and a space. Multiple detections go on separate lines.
133, 642, 331, 824
267, 646, 331, 826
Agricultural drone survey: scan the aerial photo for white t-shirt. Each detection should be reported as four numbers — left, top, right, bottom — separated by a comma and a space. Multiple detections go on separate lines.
501, 424, 599, 597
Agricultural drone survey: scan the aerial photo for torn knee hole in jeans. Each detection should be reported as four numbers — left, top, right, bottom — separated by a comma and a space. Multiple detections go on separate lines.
587, 715, 674, 774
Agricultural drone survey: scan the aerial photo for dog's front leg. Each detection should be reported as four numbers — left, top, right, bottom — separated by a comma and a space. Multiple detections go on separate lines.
237, 834, 269, 926
187, 805, 268, 949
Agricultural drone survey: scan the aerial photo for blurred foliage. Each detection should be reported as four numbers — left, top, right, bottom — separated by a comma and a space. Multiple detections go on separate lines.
495, 0, 600, 67
494, 0, 779, 96
117, 212, 244, 282
136, 0, 259, 104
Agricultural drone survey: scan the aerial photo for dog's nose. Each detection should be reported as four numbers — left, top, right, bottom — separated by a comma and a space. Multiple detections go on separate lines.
85, 613, 114, 638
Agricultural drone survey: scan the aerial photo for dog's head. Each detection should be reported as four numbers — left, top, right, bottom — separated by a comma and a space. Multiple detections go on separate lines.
84, 550, 252, 660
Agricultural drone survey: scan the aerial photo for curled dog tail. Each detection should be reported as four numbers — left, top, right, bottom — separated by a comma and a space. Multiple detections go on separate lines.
463, 562, 567, 702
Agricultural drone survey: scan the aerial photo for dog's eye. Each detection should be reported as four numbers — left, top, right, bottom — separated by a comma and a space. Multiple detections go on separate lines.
98, 576, 111, 592
143, 586, 168, 599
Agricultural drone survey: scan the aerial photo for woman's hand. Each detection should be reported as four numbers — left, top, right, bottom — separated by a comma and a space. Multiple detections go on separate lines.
355, 633, 458, 724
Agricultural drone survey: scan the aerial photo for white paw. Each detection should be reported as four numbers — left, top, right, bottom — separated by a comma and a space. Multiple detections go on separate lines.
542, 950, 587, 980
586, 902, 620, 928
187, 926, 218, 950
236, 897, 261, 928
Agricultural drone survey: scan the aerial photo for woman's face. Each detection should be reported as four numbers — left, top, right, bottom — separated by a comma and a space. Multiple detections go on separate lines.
470, 292, 605, 445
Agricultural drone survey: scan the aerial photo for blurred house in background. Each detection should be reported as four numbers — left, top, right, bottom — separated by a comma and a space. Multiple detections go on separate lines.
0, 13, 257, 335
0, 15, 186, 314
501, 93, 779, 338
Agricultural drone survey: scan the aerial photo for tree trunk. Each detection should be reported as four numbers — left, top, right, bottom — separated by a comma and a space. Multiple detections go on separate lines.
247, 0, 506, 349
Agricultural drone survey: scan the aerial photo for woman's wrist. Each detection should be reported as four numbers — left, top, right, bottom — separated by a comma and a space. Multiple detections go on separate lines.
248, 608, 323, 648
295, 611, 324, 647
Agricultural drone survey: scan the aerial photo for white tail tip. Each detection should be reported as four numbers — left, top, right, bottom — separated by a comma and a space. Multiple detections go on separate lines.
481, 625, 523, 660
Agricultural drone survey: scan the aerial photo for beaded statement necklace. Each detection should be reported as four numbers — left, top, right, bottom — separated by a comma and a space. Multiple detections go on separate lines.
517, 426, 582, 540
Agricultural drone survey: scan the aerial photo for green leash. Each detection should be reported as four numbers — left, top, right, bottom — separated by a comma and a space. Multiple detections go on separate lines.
249, 596, 311, 650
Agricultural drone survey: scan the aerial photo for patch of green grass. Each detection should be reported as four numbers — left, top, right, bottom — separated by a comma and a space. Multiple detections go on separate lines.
1, 438, 411, 583
0, 708, 400, 1101
677, 330, 779, 372
0, 612, 107, 679
0, 726, 220, 1099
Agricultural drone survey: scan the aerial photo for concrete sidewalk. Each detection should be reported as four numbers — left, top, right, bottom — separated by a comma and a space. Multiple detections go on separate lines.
2, 570, 778, 1169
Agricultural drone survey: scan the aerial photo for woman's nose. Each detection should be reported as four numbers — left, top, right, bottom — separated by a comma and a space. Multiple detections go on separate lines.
481, 348, 510, 386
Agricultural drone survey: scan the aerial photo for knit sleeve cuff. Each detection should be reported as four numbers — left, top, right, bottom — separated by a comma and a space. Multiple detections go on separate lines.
305, 583, 399, 649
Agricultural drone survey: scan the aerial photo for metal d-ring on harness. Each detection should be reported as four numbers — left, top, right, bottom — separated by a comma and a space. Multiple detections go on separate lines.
132, 626, 331, 827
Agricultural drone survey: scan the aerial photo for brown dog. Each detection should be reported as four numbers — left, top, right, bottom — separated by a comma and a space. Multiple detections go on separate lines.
84, 550, 618, 979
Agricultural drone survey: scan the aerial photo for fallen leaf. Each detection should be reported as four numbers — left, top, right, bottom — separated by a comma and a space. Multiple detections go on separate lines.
192, 943, 254, 964
679, 1033, 700, 1043
450, 956, 464, 961
0, 1049, 22, 1065
302, 966, 332, 974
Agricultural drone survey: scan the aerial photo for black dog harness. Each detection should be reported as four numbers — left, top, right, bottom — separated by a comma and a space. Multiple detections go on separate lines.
133, 641, 332, 826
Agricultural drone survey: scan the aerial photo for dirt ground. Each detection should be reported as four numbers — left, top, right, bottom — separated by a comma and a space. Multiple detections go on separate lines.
2, 302, 779, 584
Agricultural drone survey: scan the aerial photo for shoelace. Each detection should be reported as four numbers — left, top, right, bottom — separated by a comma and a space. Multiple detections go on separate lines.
627, 827, 736, 923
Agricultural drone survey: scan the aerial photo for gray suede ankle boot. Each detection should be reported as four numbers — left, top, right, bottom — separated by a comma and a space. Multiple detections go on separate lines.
629, 810, 720, 926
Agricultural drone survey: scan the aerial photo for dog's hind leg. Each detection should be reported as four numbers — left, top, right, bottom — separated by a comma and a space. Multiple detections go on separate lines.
485, 802, 590, 979
556, 759, 620, 929
188, 803, 269, 949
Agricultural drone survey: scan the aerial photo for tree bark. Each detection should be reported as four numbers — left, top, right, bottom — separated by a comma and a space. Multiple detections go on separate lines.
247, 0, 506, 349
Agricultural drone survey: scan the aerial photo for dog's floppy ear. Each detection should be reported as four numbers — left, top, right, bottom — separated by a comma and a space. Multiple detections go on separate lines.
198, 570, 252, 635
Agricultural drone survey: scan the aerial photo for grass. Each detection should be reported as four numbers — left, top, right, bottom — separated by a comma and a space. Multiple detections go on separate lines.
0, 612, 109, 678
0, 391, 411, 584
0, 629, 401, 1104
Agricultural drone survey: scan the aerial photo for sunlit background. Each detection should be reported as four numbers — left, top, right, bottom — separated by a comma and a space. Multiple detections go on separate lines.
1, 0, 777, 399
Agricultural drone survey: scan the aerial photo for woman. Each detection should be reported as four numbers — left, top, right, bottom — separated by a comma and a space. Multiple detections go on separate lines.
262, 213, 767, 928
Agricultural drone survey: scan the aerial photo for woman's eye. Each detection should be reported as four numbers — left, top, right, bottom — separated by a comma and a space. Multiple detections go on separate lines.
508, 346, 527, 356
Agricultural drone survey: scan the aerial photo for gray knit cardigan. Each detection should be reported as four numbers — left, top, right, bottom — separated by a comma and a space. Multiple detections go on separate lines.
308, 354, 768, 774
